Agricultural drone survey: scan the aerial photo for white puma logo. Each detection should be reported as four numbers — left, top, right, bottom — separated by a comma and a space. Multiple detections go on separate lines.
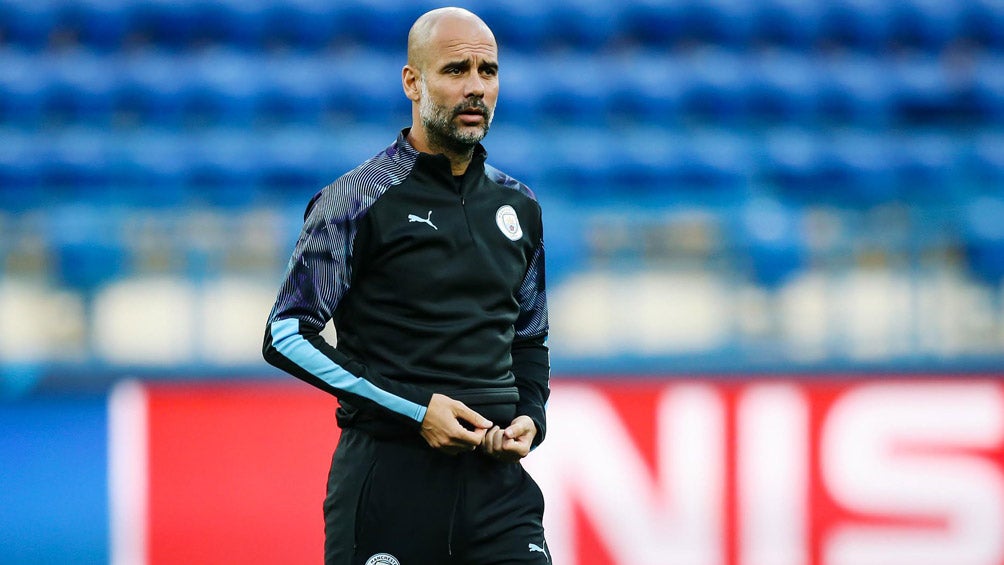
407, 210, 438, 230
528, 542, 546, 555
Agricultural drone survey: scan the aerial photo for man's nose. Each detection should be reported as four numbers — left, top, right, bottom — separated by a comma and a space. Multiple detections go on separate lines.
464, 71, 485, 97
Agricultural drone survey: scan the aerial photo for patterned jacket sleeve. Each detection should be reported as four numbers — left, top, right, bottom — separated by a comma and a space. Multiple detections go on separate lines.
511, 208, 551, 448
262, 188, 434, 427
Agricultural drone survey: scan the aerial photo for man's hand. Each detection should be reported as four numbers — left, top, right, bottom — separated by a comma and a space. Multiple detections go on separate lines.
420, 393, 493, 454
480, 415, 536, 461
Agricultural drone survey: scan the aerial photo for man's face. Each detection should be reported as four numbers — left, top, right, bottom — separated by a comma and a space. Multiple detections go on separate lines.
416, 22, 499, 153
419, 74, 494, 152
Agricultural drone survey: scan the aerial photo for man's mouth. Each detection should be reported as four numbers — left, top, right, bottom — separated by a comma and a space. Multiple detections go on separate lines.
457, 108, 486, 125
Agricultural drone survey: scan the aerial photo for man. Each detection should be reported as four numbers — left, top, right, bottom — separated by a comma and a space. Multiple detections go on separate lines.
262, 7, 551, 565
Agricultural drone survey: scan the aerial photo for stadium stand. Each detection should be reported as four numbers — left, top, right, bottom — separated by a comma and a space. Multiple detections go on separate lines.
0, 49, 51, 126
1, 0, 1004, 374
751, 0, 824, 49
964, 197, 1004, 285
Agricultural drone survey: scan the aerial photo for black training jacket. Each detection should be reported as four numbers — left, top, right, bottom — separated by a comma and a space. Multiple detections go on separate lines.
263, 129, 550, 445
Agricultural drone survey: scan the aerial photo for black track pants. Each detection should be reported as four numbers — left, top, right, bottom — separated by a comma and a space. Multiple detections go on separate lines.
323, 428, 550, 565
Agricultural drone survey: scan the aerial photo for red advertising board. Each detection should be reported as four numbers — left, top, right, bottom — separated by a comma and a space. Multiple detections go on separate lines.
110, 377, 1004, 565
110, 381, 340, 565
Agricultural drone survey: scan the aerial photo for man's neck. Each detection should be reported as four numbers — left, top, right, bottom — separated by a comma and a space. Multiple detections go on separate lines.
407, 129, 474, 175
442, 151, 473, 176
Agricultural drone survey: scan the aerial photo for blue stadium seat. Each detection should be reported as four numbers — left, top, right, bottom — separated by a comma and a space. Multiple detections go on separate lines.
760, 128, 827, 202
0, 0, 58, 49
111, 130, 190, 207
0, 50, 52, 126
0, 130, 43, 210
46, 49, 120, 124
752, 0, 825, 49
259, 55, 330, 124
117, 50, 195, 126
963, 197, 1004, 284
333, 0, 435, 46
543, 1, 623, 49
55, 237, 129, 289
327, 54, 411, 124
967, 133, 1004, 196
482, 125, 545, 189
607, 51, 686, 126
673, 130, 752, 204
42, 128, 113, 195
184, 49, 264, 126
888, 55, 957, 126
493, 55, 542, 126
197, 0, 270, 48
746, 51, 821, 125
620, 0, 686, 47
972, 56, 1004, 122
815, 54, 895, 127
478, 3, 550, 51
966, 0, 1004, 49
818, 0, 895, 51
607, 127, 687, 201
535, 54, 613, 125
313, 125, 398, 183
534, 204, 588, 285
48, 205, 127, 290
678, 49, 749, 124
735, 198, 807, 288
55, 0, 133, 51
264, 0, 346, 50
887, 0, 966, 50
541, 127, 617, 201
187, 129, 265, 207
609, 128, 750, 206
258, 128, 328, 200
819, 131, 898, 206
893, 133, 965, 204
130, 0, 201, 48
678, 0, 756, 48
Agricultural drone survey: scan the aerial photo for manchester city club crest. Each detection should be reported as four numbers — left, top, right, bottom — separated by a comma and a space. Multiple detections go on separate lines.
364, 553, 400, 565
495, 205, 523, 241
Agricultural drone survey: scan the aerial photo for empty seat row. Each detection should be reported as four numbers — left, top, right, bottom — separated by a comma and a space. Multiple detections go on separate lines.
516, 50, 1004, 126
3, 48, 1003, 128
0, 0, 437, 50
7, 193, 1004, 292
0, 48, 408, 126
0, 125, 395, 209
2, 125, 1002, 210
0, 203, 305, 288
531, 126, 1004, 207
2, 0, 1004, 51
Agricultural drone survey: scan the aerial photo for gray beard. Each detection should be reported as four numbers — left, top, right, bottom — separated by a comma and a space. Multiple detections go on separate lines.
419, 82, 492, 156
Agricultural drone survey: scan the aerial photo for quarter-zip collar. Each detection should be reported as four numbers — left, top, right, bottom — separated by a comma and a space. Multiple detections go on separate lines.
392, 128, 488, 194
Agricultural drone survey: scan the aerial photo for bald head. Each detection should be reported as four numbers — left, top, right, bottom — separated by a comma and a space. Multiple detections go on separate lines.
401, 7, 499, 171
407, 7, 496, 72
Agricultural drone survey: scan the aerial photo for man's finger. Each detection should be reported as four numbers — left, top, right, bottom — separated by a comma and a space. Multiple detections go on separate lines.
485, 426, 502, 453
504, 417, 533, 439
454, 424, 487, 448
455, 402, 492, 430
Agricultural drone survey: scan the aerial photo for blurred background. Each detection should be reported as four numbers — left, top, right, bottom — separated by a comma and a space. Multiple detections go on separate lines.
2, 0, 1004, 564
1, 0, 1003, 386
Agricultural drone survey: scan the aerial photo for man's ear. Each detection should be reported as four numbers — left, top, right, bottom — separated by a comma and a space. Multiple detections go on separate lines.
402, 65, 422, 102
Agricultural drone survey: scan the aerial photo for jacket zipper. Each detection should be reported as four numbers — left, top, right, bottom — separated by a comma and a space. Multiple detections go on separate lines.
460, 195, 477, 243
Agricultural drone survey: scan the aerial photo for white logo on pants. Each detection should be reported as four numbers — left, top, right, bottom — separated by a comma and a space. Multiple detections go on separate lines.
364, 553, 400, 565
